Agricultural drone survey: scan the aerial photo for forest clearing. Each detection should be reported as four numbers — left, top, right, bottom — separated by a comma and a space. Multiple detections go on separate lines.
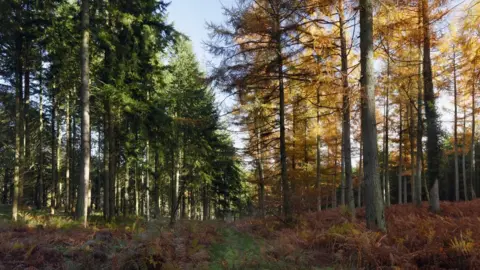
2, 0, 480, 269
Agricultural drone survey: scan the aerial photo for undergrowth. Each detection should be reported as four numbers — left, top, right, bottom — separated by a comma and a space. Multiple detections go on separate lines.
2, 201, 480, 269
235, 200, 480, 269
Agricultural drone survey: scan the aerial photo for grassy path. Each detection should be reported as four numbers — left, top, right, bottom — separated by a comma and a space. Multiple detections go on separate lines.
209, 227, 330, 270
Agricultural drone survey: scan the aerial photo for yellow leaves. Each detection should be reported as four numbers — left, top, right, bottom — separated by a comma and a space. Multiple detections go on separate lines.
450, 230, 475, 255
327, 222, 361, 237
12, 241, 24, 250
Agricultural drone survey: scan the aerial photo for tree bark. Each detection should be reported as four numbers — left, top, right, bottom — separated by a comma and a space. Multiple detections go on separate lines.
360, 0, 386, 231
51, 88, 58, 214
56, 107, 62, 210
66, 92, 71, 212
103, 103, 110, 220
470, 67, 477, 199
453, 49, 460, 201
409, 99, 417, 204
338, 0, 354, 215
78, 0, 90, 227
37, 72, 44, 209
153, 149, 160, 218
415, 15, 424, 206
145, 139, 150, 221
358, 143, 363, 207
422, 0, 441, 213
254, 115, 265, 218
273, 10, 291, 221
463, 104, 469, 200
398, 102, 403, 204
316, 86, 322, 211
383, 54, 391, 206
12, 33, 23, 221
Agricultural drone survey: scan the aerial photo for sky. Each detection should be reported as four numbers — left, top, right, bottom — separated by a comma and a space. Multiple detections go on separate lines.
167, 0, 246, 150
167, 0, 233, 69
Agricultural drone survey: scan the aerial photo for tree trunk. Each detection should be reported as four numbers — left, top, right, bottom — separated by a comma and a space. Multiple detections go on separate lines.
316, 87, 322, 211
453, 50, 460, 201
78, 0, 90, 227
409, 99, 417, 203
66, 93, 71, 212
462, 103, 469, 202
398, 102, 403, 204
145, 139, 150, 221
51, 89, 58, 214
22, 65, 30, 205
360, 0, 386, 231
274, 12, 291, 221
12, 34, 23, 221
56, 108, 62, 210
339, 0, 354, 215
103, 103, 110, 220
153, 149, 160, 218
333, 140, 338, 208
422, 0, 441, 213
358, 143, 363, 207
135, 128, 140, 216
37, 71, 44, 209
124, 156, 130, 216
383, 55, 390, 206
470, 67, 477, 199
415, 18, 424, 206
170, 148, 177, 224
254, 115, 265, 218
109, 111, 115, 217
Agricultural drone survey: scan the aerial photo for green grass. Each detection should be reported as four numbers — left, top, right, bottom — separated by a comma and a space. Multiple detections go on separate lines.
209, 228, 265, 269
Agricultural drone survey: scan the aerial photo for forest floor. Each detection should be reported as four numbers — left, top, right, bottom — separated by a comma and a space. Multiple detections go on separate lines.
1, 201, 480, 269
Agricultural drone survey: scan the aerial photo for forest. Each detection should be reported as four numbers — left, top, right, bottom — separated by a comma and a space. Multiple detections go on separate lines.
1, 0, 480, 269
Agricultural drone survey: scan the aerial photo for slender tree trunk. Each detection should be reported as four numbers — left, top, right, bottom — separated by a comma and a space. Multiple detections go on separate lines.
51, 90, 58, 214
3, 169, 9, 204
470, 68, 477, 199
274, 11, 291, 221
56, 109, 62, 210
13, 34, 23, 221
22, 65, 30, 204
37, 71, 44, 209
360, 0, 386, 231
398, 102, 403, 204
463, 105, 469, 200
78, 0, 90, 227
145, 139, 150, 221
358, 143, 363, 207
202, 179, 208, 221
333, 140, 338, 208
338, 0, 354, 215
109, 112, 115, 217
383, 56, 390, 206
135, 128, 140, 216
154, 149, 160, 218
72, 114, 77, 210
415, 18, 424, 206
340, 140, 345, 206
409, 100, 417, 204
170, 148, 177, 224
316, 86, 322, 211
453, 50, 460, 201
124, 156, 130, 216
103, 104, 110, 220
66, 93, 71, 212
422, 0, 440, 213
255, 116, 265, 218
